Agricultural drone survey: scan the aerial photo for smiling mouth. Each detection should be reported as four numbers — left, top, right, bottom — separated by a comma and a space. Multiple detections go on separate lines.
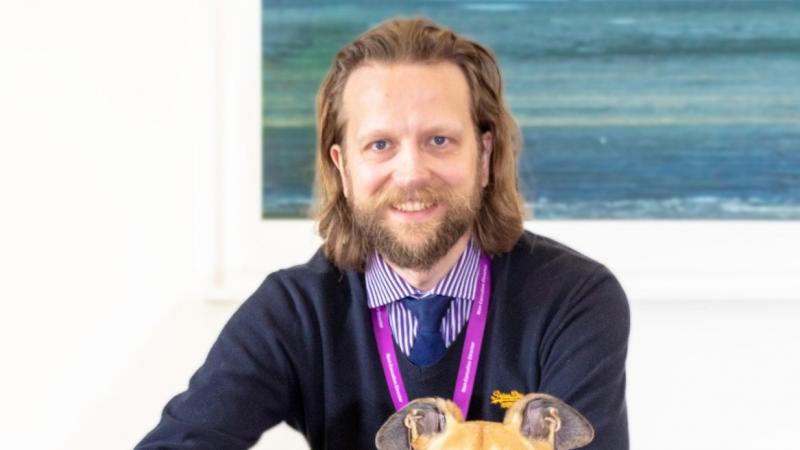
391, 201, 435, 212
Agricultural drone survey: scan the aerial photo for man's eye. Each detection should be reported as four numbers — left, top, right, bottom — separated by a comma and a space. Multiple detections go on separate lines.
371, 140, 389, 151
432, 136, 448, 146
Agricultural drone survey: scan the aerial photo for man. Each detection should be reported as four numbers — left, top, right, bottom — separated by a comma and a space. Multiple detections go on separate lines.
137, 17, 629, 450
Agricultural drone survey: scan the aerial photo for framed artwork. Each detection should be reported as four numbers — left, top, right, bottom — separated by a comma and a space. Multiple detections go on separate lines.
196, 0, 799, 302
262, 0, 800, 219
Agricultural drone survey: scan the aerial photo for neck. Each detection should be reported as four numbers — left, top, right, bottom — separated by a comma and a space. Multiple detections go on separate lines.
384, 232, 472, 292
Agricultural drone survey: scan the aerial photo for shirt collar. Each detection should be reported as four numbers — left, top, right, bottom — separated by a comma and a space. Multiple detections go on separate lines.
365, 239, 481, 309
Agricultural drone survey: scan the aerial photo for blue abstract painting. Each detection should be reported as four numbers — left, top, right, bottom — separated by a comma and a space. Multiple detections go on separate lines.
262, 0, 800, 219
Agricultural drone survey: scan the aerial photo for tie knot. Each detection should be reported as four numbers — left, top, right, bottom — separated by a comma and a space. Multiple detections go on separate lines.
401, 294, 451, 333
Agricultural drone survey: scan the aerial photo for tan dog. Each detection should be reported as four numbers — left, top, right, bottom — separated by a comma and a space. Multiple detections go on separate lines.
376, 393, 593, 450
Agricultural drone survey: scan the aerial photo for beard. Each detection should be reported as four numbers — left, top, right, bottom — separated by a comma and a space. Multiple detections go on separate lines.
350, 181, 482, 270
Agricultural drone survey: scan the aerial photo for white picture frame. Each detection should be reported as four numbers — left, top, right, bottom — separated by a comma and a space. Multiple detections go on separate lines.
209, 0, 799, 303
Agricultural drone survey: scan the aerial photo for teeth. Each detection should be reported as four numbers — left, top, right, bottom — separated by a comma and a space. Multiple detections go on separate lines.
393, 201, 432, 212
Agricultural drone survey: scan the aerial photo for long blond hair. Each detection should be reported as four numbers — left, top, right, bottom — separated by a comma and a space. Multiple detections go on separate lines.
313, 17, 527, 271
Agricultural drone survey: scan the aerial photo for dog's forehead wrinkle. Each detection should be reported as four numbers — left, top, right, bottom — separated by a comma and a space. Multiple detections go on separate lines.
478, 424, 487, 450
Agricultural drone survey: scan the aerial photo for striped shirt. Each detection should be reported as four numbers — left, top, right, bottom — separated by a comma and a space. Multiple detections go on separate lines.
365, 239, 481, 357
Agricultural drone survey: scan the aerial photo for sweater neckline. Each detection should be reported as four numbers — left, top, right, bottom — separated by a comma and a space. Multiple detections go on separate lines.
393, 322, 468, 381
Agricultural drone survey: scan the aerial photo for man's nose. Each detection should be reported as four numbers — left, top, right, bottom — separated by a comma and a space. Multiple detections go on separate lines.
392, 142, 431, 187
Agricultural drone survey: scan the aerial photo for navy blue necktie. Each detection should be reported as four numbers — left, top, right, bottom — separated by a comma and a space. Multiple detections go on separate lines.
401, 294, 452, 367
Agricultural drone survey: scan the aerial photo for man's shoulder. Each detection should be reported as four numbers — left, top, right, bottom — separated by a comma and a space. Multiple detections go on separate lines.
276, 246, 341, 279
257, 247, 348, 293
498, 230, 628, 318
244, 247, 359, 311
500, 229, 613, 283
508, 229, 604, 268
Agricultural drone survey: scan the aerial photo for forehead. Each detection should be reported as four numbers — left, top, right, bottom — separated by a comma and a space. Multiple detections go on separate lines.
339, 61, 473, 141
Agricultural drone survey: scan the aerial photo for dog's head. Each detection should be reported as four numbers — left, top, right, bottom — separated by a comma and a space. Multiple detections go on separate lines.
375, 393, 593, 450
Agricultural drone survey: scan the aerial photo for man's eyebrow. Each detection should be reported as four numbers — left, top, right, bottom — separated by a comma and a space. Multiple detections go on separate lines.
355, 124, 466, 144
354, 129, 394, 146
425, 123, 464, 136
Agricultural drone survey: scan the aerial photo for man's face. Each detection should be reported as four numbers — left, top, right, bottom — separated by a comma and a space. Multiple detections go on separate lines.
330, 62, 492, 270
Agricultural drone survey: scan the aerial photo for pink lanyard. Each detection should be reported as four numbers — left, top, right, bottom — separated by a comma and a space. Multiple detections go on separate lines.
370, 254, 491, 417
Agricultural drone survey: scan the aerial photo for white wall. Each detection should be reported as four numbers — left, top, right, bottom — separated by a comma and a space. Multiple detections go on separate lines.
0, 1, 221, 447
1, 1, 798, 449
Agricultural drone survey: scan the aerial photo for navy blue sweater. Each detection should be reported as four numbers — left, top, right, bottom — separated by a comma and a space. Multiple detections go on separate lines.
137, 231, 630, 449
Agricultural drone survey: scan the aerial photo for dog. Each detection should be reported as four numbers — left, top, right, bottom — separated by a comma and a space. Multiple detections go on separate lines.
375, 392, 594, 450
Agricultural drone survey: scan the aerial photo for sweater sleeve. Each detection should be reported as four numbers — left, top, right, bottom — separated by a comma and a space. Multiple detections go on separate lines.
135, 275, 301, 450
538, 265, 630, 450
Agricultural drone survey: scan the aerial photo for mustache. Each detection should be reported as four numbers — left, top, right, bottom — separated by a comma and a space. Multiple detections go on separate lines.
374, 186, 450, 208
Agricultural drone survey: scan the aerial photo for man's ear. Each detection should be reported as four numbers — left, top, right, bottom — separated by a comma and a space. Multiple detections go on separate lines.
375, 398, 458, 450
479, 131, 493, 188
503, 393, 594, 450
329, 143, 349, 198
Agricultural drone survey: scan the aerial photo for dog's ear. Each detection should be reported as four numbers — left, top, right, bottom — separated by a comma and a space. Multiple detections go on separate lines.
504, 393, 594, 450
375, 398, 454, 450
